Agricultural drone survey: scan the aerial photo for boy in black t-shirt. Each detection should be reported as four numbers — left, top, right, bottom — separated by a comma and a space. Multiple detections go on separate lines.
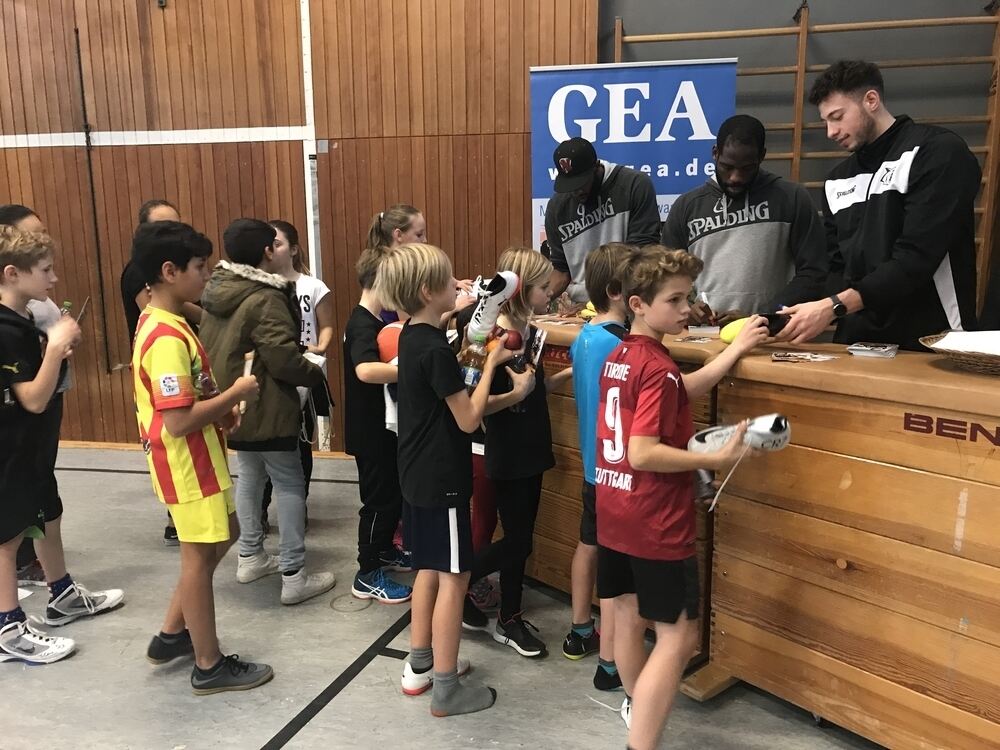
375, 243, 511, 717
0, 225, 124, 665
342, 246, 414, 605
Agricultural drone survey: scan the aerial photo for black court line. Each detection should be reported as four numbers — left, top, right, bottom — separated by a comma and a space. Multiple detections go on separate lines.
55, 466, 359, 485
260, 609, 412, 750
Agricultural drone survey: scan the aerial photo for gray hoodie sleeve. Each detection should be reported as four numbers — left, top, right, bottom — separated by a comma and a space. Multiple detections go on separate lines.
767, 184, 830, 310
625, 172, 662, 247
660, 194, 689, 250
544, 197, 569, 273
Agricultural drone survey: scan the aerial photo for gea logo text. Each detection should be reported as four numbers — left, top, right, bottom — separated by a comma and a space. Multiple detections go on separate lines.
547, 81, 714, 144
903, 412, 1000, 446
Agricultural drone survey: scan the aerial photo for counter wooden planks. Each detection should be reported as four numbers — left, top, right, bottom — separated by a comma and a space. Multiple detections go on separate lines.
535, 319, 1000, 749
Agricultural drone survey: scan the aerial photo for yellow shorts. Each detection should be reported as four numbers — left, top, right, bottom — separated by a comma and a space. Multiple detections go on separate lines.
166, 489, 235, 544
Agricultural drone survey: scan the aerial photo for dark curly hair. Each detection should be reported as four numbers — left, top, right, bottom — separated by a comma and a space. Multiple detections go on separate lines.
808, 60, 884, 106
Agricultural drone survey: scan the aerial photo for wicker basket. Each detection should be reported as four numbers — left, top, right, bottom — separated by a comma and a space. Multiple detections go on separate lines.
920, 333, 1000, 376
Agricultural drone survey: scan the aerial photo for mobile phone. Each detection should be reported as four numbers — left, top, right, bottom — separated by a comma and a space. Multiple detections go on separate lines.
764, 313, 789, 336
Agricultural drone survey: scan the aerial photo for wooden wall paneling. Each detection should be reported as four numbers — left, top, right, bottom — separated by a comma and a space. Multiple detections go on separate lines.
244, 0, 268, 127
508, 0, 526, 134
0, 0, 83, 135
493, 0, 510, 136
0, 3, 16, 134
450, 0, 468, 136
538, 0, 555, 68
107, 0, 134, 133
463, 0, 482, 136
553, 0, 572, 65
479, 0, 496, 135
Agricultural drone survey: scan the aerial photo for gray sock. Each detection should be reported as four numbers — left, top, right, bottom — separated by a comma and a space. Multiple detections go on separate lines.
430, 669, 497, 717
409, 646, 433, 674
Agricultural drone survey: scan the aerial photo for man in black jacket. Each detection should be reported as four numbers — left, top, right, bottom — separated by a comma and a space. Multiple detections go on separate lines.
779, 60, 980, 350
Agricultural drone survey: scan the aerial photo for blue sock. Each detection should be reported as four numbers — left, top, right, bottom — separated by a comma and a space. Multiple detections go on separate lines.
572, 619, 595, 638
48, 573, 73, 601
598, 658, 618, 675
0, 607, 27, 627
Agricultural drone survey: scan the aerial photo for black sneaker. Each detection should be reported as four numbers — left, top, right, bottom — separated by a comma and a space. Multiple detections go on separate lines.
593, 663, 623, 691
16, 559, 46, 587
493, 613, 547, 658
190, 654, 274, 695
462, 595, 490, 632
163, 525, 180, 547
562, 628, 599, 660
147, 629, 194, 665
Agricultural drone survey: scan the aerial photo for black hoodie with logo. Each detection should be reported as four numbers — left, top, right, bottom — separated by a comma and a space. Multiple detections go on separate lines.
661, 169, 828, 314
821, 115, 980, 350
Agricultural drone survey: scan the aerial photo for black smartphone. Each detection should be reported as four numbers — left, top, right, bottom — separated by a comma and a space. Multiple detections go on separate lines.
764, 313, 789, 336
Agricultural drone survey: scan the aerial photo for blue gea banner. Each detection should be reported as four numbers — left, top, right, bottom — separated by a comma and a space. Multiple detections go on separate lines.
529, 59, 737, 246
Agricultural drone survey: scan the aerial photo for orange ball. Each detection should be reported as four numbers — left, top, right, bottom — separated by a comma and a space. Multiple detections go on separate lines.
486, 339, 501, 352
377, 321, 404, 362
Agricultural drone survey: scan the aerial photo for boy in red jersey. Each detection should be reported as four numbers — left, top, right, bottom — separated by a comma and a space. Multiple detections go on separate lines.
132, 221, 270, 695
594, 246, 767, 749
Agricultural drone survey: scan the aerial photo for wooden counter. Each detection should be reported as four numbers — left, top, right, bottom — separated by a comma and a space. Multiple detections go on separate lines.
535, 318, 1000, 750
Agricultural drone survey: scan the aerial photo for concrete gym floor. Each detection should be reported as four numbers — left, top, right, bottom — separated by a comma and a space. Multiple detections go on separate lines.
4, 447, 884, 750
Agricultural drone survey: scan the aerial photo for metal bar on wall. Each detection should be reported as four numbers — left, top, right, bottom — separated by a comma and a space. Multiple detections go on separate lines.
977, 6, 1000, 310
73, 26, 112, 375
790, 2, 809, 182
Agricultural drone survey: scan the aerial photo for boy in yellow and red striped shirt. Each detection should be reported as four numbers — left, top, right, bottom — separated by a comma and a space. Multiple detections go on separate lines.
131, 220, 272, 695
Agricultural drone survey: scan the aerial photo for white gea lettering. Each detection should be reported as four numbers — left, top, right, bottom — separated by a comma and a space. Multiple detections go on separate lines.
548, 80, 715, 144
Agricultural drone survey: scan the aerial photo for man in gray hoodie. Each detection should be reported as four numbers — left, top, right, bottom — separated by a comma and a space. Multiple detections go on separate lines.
661, 115, 828, 325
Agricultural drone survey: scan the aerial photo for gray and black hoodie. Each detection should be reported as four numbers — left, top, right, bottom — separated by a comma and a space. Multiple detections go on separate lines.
661, 169, 828, 315
545, 161, 661, 302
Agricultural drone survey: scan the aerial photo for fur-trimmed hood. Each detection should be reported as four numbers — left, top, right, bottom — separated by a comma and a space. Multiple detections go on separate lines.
201, 259, 293, 318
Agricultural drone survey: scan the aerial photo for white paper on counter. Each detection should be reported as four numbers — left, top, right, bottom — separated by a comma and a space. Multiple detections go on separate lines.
931, 331, 1000, 356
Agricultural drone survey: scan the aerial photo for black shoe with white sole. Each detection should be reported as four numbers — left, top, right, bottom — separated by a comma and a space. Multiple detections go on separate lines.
462, 595, 490, 632
493, 613, 547, 658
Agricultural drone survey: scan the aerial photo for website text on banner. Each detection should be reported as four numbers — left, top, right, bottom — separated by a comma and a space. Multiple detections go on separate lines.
529, 60, 738, 247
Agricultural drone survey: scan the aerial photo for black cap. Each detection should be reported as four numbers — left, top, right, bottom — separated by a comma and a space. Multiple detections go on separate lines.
552, 137, 598, 193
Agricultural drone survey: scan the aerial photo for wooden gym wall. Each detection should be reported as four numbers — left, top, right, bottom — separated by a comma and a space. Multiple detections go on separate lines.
0, 0, 598, 447
312, 0, 599, 446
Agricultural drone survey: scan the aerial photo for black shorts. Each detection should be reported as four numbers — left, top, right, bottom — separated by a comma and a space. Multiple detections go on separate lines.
596, 546, 700, 624
402, 501, 473, 574
579, 480, 597, 546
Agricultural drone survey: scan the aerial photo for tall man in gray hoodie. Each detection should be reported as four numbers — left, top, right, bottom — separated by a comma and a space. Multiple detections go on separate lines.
661, 115, 828, 325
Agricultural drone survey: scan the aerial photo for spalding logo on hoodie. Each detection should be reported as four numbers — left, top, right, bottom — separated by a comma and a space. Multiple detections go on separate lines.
686, 197, 770, 243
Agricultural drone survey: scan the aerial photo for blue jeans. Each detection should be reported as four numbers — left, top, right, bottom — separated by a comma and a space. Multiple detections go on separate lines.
235, 450, 306, 572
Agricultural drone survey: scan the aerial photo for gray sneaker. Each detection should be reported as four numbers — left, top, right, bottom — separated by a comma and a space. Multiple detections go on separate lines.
190, 654, 274, 695
44, 582, 125, 626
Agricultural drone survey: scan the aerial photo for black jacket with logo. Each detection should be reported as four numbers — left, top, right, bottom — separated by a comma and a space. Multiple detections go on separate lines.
821, 115, 980, 350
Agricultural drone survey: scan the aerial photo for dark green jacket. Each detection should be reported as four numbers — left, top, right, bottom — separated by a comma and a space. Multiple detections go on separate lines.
199, 261, 324, 450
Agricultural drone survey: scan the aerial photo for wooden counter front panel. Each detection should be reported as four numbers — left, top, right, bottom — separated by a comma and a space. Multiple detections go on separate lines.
715, 496, 1000, 648
713, 614, 1000, 750
724, 444, 1000, 569
718, 379, 1000, 486
713, 553, 1000, 725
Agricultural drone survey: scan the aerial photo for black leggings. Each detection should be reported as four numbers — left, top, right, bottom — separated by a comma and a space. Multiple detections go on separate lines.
470, 474, 543, 621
